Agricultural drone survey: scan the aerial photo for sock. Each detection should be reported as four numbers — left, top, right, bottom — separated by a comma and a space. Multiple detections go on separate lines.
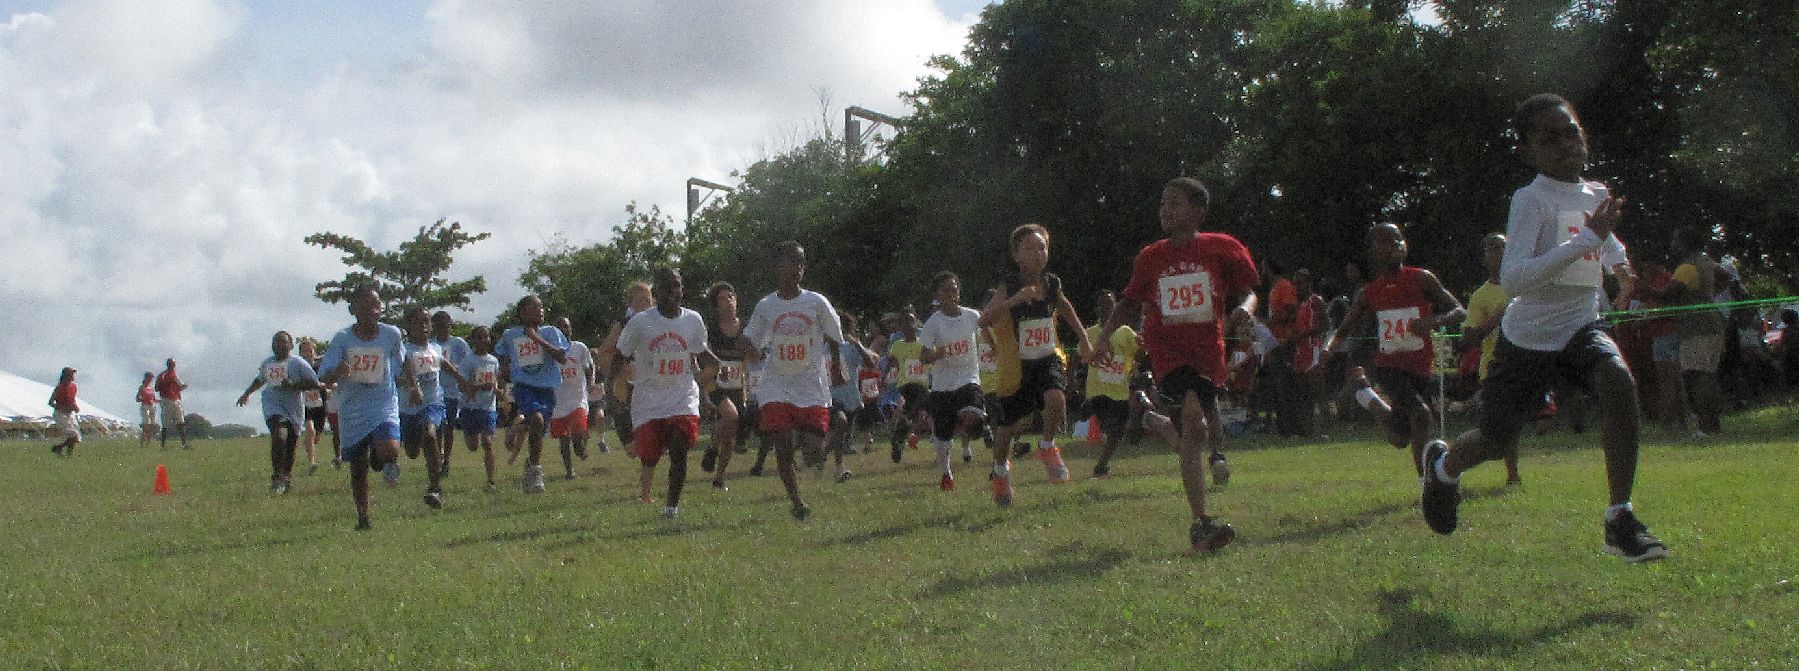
1605, 502, 1632, 522
934, 439, 952, 475
1355, 388, 1390, 413
992, 461, 1009, 478
1039, 436, 1056, 452
1432, 453, 1458, 485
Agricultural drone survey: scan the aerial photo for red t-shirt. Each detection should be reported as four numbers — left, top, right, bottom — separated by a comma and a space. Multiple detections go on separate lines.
52, 381, 79, 413
1363, 266, 1436, 377
1122, 232, 1259, 384
1268, 278, 1298, 341
138, 384, 156, 405
1293, 294, 1326, 372
155, 370, 182, 401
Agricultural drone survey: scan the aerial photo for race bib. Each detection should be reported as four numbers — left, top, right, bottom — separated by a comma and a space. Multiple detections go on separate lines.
560, 363, 581, 382
1554, 211, 1603, 288
1018, 317, 1056, 359
717, 361, 745, 390
859, 375, 880, 399
303, 390, 321, 405
1377, 307, 1425, 354
904, 359, 928, 380
654, 352, 690, 379
1159, 270, 1216, 324
514, 338, 544, 366
410, 350, 437, 379
978, 341, 997, 373
772, 334, 811, 375
1094, 358, 1128, 386
474, 367, 497, 387
263, 362, 289, 386
942, 338, 973, 364
346, 346, 386, 385
747, 370, 764, 395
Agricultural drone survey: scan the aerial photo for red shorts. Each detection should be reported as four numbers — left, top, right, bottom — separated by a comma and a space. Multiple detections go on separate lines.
757, 402, 830, 435
549, 408, 588, 438
633, 415, 700, 463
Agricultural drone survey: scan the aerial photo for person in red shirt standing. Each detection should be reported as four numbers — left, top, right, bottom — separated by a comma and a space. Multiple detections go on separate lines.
1096, 177, 1259, 555
1287, 269, 1330, 437
137, 372, 159, 448
1325, 223, 1465, 477
156, 358, 191, 449
49, 367, 81, 456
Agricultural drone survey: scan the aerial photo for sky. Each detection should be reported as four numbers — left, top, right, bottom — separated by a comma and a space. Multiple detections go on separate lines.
0, 0, 990, 427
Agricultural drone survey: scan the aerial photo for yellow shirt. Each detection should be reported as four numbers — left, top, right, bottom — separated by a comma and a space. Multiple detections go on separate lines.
1083, 325, 1139, 401
887, 339, 927, 386
1463, 281, 1509, 380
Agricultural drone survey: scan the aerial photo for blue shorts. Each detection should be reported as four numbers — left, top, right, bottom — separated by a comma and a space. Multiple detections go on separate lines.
831, 384, 863, 413
401, 406, 445, 444
342, 420, 400, 462
440, 398, 461, 426
459, 408, 498, 435
513, 384, 555, 418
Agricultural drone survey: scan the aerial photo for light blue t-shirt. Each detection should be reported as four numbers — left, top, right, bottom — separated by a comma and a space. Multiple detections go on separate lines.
320, 323, 405, 448
434, 335, 471, 402
831, 341, 862, 408
401, 340, 446, 414
462, 353, 500, 411
496, 325, 570, 389
257, 354, 319, 426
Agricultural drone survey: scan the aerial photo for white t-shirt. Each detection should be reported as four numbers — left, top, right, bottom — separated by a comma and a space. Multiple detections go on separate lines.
617, 307, 708, 426
1499, 174, 1627, 351
553, 340, 594, 418
744, 289, 844, 408
919, 306, 982, 391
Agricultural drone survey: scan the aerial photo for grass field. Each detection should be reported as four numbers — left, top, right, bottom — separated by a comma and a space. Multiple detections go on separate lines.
5, 407, 1797, 670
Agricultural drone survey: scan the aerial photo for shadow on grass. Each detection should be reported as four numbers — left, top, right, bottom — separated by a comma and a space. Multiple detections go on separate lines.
1303, 588, 1636, 670
117, 529, 336, 562
444, 521, 590, 548
922, 541, 1133, 598
539, 518, 764, 551
1254, 485, 1514, 547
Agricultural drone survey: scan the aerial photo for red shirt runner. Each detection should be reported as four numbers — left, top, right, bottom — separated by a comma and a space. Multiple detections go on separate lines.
1362, 266, 1436, 377
1121, 232, 1259, 386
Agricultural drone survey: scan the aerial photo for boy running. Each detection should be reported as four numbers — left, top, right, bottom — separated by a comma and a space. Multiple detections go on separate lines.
236, 331, 321, 493
495, 295, 571, 494
401, 308, 463, 509
551, 316, 595, 479
883, 311, 930, 463
1097, 177, 1259, 554
459, 326, 503, 490
919, 272, 987, 491
980, 223, 1095, 505
432, 312, 472, 477
616, 268, 720, 517
703, 281, 756, 489
1419, 93, 1666, 562
743, 241, 848, 520
1459, 233, 1521, 483
1083, 290, 1142, 478
317, 287, 410, 530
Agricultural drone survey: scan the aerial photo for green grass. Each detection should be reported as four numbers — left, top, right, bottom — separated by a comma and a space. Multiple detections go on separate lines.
5, 408, 1798, 670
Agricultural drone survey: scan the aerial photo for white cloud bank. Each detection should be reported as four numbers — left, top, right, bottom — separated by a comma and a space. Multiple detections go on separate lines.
0, 0, 973, 427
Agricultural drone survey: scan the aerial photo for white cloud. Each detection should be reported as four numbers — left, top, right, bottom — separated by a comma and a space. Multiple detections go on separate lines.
0, 0, 972, 427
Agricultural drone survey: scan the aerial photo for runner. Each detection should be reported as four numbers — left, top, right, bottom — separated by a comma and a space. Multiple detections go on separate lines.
743, 241, 848, 520
827, 312, 878, 482
918, 271, 987, 491
136, 372, 158, 448
979, 224, 1095, 506
598, 282, 655, 470
1419, 93, 1666, 562
459, 326, 503, 491
701, 281, 755, 489
495, 295, 571, 494
155, 358, 191, 449
432, 311, 473, 478
401, 308, 466, 508
236, 331, 321, 493
299, 338, 328, 474
1097, 177, 1259, 554
1324, 222, 1466, 477
883, 311, 930, 464
1459, 233, 1520, 484
550, 316, 595, 479
617, 268, 720, 518
48, 368, 80, 457
1083, 290, 1142, 478
316, 287, 409, 531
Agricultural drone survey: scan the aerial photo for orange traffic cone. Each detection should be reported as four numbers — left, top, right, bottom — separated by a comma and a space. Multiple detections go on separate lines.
153, 464, 172, 496
1085, 414, 1102, 445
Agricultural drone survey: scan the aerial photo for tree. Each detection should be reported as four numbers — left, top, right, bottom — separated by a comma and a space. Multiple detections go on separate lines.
517, 203, 686, 342
182, 413, 213, 439
305, 219, 492, 320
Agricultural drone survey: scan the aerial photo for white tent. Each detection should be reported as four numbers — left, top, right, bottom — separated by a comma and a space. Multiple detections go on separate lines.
0, 369, 133, 434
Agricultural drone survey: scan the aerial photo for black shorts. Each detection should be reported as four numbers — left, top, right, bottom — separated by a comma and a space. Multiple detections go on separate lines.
1479, 322, 1621, 444
929, 383, 987, 441
607, 396, 635, 444
709, 388, 745, 410
266, 415, 296, 435
899, 383, 929, 412
304, 406, 326, 432
1370, 366, 1435, 435
994, 358, 1066, 427
1157, 366, 1219, 433
1084, 395, 1131, 434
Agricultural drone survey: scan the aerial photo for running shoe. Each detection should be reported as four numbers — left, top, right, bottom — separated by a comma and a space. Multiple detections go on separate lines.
749, 464, 765, 477
701, 448, 718, 473
711, 479, 728, 491
523, 464, 546, 494
1419, 440, 1459, 535
382, 462, 401, 487
355, 515, 372, 531
835, 468, 853, 484
1208, 452, 1231, 486
1188, 517, 1237, 554
940, 474, 955, 491
573, 442, 589, 460
424, 491, 443, 510
890, 443, 903, 464
662, 506, 680, 520
990, 472, 1014, 508
275, 479, 290, 495
1092, 462, 1111, 479
962, 445, 973, 463
1012, 441, 1031, 459
792, 503, 812, 521
1037, 446, 1071, 483
1603, 511, 1669, 563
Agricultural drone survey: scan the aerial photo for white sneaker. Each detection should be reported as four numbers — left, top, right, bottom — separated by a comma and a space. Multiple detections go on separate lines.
523, 465, 546, 494
661, 505, 679, 519
382, 463, 400, 487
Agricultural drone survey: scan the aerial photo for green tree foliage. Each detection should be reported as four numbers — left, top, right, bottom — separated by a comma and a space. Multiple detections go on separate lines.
182, 413, 212, 439
517, 204, 684, 342
305, 219, 492, 321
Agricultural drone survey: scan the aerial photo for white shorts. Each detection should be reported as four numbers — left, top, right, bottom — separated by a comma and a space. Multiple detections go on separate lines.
55, 411, 81, 441
161, 399, 185, 425
140, 404, 158, 427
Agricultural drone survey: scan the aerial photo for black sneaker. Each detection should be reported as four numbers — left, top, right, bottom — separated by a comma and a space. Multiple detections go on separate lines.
711, 479, 728, 491
1419, 440, 1459, 535
355, 515, 372, 531
792, 503, 811, 521
573, 442, 589, 460
403, 440, 421, 460
424, 491, 443, 510
749, 464, 765, 477
1188, 517, 1236, 554
1603, 511, 1668, 563
1208, 452, 1231, 486
1092, 462, 1111, 479
1012, 441, 1031, 459
701, 448, 718, 473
